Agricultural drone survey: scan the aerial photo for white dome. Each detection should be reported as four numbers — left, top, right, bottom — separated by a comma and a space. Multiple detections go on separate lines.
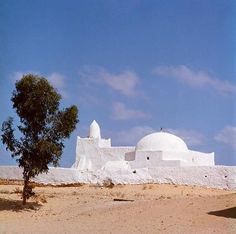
136, 132, 188, 152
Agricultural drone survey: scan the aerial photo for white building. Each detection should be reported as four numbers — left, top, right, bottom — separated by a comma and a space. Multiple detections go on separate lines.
72, 120, 215, 172
2, 120, 236, 189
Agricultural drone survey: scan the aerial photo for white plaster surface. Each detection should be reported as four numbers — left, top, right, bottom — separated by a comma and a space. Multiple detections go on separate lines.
73, 123, 215, 171
89, 120, 101, 138
136, 132, 188, 152
73, 136, 134, 171
0, 121, 232, 189
0, 166, 236, 190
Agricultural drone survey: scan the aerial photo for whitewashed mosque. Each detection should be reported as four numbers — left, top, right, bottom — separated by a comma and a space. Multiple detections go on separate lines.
1, 120, 236, 189
72, 120, 215, 172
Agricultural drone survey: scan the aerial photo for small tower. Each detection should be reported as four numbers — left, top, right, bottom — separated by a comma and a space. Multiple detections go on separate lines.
89, 120, 101, 138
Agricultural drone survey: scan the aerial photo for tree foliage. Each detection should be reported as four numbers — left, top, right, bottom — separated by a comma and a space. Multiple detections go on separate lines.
1, 74, 78, 204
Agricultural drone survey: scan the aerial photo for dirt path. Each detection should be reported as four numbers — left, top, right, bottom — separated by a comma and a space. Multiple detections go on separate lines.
0, 183, 235, 233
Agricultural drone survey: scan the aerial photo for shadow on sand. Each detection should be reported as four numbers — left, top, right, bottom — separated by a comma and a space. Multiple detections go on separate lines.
208, 207, 236, 219
0, 197, 42, 212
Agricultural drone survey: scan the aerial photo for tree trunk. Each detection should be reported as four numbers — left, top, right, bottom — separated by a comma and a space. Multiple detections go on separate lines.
22, 175, 29, 205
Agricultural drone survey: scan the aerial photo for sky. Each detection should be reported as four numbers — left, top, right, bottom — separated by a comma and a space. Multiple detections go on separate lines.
0, 0, 235, 167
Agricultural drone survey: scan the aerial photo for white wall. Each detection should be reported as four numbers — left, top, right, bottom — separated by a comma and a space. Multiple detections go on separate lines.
190, 151, 215, 166
162, 151, 215, 166
73, 137, 134, 171
148, 166, 236, 189
74, 135, 214, 171
131, 150, 214, 168
129, 151, 181, 168
1, 166, 235, 190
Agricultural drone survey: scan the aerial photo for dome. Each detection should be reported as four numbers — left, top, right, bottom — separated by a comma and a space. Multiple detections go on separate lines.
136, 132, 188, 152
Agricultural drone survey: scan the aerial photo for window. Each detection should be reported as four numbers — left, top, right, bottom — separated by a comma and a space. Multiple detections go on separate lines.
147, 156, 149, 160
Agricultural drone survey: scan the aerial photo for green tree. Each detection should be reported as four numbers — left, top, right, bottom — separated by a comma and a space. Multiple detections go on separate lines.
1, 74, 78, 204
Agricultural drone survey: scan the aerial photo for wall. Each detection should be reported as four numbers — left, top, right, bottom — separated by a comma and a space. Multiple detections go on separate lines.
190, 151, 215, 166
129, 151, 180, 168
73, 137, 134, 171
161, 151, 215, 166
130, 150, 214, 168
1, 165, 236, 190
148, 166, 236, 189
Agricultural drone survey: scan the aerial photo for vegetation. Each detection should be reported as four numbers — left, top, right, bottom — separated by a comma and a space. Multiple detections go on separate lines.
1, 74, 78, 204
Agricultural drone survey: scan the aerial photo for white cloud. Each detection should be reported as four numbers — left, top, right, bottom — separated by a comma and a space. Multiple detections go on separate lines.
167, 128, 206, 147
113, 126, 156, 145
47, 73, 68, 98
11, 71, 39, 83
215, 126, 236, 150
47, 73, 65, 89
101, 69, 138, 96
153, 65, 236, 95
79, 66, 139, 97
109, 126, 206, 147
11, 71, 24, 82
111, 102, 151, 120
10, 71, 68, 98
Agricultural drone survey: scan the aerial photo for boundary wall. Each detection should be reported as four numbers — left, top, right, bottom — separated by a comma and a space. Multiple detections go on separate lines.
0, 166, 235, 190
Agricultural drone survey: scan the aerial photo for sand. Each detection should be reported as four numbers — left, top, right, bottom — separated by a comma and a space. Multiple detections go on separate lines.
0, 181, 235, 234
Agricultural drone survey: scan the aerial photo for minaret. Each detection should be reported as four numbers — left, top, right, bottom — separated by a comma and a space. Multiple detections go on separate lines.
89, 120, 101, 138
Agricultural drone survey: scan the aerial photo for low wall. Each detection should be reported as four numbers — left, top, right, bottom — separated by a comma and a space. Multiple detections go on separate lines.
0, 166, 236, 190
148, 166, 236, 190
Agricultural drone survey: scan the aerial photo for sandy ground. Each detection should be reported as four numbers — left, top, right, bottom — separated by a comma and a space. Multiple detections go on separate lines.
0, 181, 235, 234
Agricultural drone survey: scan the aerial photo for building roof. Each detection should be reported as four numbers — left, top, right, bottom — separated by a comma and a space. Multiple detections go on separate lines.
136, 132, 188, 152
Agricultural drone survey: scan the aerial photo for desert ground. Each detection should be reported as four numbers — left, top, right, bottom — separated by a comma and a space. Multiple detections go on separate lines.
0, 180, 235, 234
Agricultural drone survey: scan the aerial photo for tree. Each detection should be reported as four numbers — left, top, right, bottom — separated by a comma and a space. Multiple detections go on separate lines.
1, 74, 78, 204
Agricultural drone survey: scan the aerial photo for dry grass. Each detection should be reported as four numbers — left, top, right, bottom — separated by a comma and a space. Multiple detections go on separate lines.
101, 178, 115, 188
142, 184, 154, 190
110, 191, 125, 198
0, 179, 24, 185
148, 184, 153, 189
13, 187, 22, 194
142, 184, 147, 190
0, 189, 11, 194
0, 179, 84, 188
32, 194, 47, 204
135, 193, 144, 197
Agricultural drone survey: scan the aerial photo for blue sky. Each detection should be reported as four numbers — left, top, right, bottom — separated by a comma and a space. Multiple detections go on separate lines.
0, 0, 235, 166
